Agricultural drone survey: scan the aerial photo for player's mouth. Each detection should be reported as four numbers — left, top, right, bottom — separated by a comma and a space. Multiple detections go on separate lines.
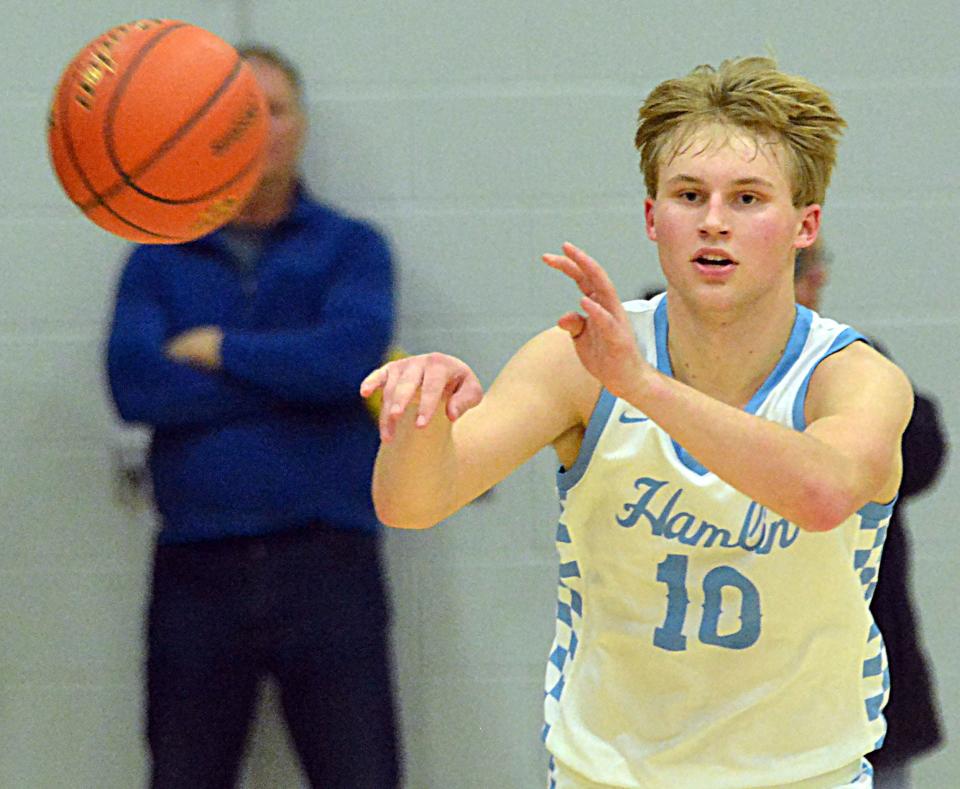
692, 249, 738, 275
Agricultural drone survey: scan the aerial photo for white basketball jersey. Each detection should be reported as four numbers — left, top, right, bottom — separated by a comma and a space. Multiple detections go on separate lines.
542, 294, 891, 788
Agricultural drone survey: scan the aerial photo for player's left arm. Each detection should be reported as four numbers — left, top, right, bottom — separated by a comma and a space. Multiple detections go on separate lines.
801, 341, 913, 515
635, 342, 913, 533
619, 342, 912, 534
545, 242, 914, 533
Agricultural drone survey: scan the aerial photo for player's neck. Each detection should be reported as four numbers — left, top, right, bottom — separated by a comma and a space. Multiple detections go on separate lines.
232, 173, 298, 228
665, 295, 797, 408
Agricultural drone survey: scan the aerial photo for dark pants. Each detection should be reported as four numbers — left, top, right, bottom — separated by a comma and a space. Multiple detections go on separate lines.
146, 524, 400, 789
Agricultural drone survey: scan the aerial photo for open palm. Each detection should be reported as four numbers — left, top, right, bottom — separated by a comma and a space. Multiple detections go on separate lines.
543, 242, 647, 401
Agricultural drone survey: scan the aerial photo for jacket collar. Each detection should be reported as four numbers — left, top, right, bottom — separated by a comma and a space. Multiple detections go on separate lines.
192, 182, 324, 252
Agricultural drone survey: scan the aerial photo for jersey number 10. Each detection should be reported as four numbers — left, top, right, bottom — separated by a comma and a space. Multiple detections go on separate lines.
654, 553, 761, 651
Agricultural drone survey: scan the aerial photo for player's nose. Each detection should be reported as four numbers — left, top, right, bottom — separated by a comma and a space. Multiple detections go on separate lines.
698, 195, 730, 236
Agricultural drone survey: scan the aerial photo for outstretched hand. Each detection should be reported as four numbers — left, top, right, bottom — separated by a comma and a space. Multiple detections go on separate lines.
542, 242, 647, 400
360, 353, 484, 442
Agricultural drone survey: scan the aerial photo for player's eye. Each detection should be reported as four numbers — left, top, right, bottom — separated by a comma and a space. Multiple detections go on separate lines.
738, 193, 759, 205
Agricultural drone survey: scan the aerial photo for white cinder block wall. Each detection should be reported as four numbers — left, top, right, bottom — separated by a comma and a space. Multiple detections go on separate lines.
1, 1, 956, 786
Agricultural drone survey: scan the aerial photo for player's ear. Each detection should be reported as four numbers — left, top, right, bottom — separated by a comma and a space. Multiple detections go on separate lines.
644, 197, 657, 242
794, 204, 821, 250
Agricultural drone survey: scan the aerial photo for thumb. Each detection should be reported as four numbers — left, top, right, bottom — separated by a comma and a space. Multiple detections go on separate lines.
558, 312, 586, 339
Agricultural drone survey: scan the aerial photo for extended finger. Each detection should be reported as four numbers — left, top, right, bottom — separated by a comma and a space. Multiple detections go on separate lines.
380, 362, 424, 441
359, 365, 388, 397
388, 362, 426, 418
579, 295, 625, 342
378, 363, 405, 440
544, 245, 616, 312
561, 242, 622, 309
542, 252, 590, 295
417, 358, 453, 427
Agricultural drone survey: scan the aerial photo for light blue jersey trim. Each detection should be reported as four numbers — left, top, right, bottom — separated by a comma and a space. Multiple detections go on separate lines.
557, 389, 617, 492
852, 758, 874, 783
654, 299, 813, 475
791, 326, 869, 430
858, 497, 896, 521
856, 500, 893, 735
747, 306, 813, 411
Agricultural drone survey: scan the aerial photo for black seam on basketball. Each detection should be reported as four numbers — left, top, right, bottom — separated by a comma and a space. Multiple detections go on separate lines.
118, 145, 263, 205
56, 49, 181, 242
97, 48, 245, 205
75, 22, 189, 212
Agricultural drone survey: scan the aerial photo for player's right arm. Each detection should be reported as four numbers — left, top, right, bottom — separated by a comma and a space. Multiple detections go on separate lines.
361, 327, 596, 529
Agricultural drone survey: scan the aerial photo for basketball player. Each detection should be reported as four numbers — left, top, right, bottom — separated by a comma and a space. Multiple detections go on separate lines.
361, 57, 913, 788
107, 46, 399, 787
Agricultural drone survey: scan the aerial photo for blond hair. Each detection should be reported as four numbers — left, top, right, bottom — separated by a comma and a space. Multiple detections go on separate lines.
635, 57, 846, 206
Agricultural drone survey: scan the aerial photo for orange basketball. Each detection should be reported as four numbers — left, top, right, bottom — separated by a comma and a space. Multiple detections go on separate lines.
48, 19, 268, 244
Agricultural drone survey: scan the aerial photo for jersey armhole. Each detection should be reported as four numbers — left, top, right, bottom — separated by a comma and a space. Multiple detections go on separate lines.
791, 331, 870, 431
557, 389, 616, 493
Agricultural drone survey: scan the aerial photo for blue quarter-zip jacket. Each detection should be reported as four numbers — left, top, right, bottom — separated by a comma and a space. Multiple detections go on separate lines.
106, 189, 393, 543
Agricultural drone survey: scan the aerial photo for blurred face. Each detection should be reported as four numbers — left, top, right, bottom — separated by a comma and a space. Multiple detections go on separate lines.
794, 256, 829, 311
247, 57, 306, 184
644, 124, 820, 313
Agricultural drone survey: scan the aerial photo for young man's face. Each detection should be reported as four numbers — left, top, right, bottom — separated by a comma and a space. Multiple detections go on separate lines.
644, 124, 819, 313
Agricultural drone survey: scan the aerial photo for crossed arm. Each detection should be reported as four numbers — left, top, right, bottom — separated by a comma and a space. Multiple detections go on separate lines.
362, 243, 913, 532
108, 227, 393, 427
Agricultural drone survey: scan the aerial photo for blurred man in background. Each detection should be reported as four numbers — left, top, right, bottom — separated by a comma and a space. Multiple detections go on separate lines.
106, 45, 400, 788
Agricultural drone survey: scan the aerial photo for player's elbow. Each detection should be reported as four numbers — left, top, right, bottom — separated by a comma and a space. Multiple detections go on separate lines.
793, 482, 861, 533
374, 500, 440, 531
381, 518, 439, 531
372, 486, 443, 530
